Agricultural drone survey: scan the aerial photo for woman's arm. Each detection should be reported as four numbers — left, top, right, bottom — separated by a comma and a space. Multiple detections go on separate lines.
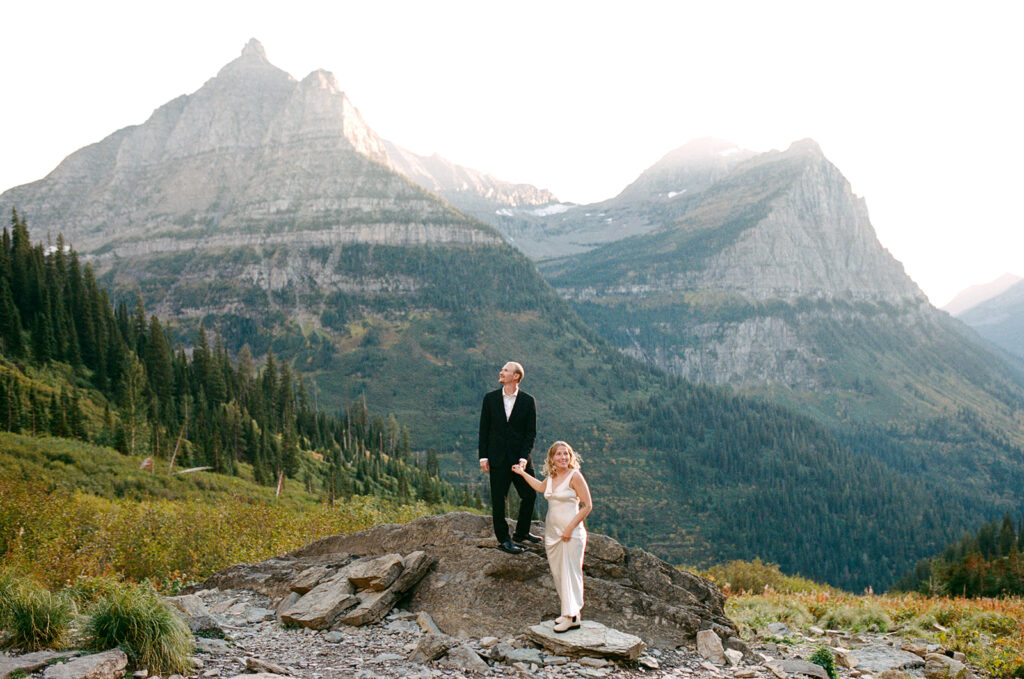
511, 461, 546, 493
561, 472, 593, 541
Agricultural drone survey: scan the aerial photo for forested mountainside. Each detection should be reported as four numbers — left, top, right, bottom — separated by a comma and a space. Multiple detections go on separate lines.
0, 213, 464, 505
4, 42, 1024, 591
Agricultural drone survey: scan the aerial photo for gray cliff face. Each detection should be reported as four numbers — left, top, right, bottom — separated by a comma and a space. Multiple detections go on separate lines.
548, 141, 985, 396
0, 39, 497, 256
692, 142, 924, 303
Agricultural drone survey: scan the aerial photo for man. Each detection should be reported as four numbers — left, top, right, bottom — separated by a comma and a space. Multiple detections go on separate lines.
479, 361, 540, 554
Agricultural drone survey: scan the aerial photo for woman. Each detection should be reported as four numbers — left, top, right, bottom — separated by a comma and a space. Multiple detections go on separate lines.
512, 440, 592, 632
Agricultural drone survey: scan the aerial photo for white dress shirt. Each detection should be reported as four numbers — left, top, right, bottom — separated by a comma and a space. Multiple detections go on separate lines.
502, 387, 519, 421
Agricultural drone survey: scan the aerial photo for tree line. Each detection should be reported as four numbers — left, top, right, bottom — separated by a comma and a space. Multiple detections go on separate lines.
895, 513, 1024, 597
0, 209, 470, 506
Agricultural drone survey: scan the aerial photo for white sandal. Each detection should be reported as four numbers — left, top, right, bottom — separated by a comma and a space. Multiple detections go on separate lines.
553, 614, 580, 632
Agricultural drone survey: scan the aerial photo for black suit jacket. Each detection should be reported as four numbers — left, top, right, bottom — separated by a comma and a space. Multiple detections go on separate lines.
479, 388, 537, 467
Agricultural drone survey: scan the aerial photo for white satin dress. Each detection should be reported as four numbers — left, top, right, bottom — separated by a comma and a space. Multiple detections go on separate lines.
544, 470, 587, 618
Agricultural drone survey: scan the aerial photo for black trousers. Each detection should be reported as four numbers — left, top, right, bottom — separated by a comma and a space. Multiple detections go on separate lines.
488, 459, 537, 542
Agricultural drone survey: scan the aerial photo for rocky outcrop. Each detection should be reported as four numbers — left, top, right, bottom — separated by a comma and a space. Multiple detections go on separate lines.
196, 512, 734, 648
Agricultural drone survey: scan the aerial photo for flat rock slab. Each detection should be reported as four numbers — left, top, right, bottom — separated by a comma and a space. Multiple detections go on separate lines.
779, 659, 830, 679
851, 647, 927, 673
0, 651, 77, 679
42, 649, 128, 679
526, 620, 647, 660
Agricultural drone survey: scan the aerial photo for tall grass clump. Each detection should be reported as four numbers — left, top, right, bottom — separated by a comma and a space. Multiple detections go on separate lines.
0, 568, 17, 623
1, 583, 74, 651
83, 583, 193, 675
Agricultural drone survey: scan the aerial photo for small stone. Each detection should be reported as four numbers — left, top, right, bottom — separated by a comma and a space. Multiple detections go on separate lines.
578, 657, 610, 668
724, 649, 743, 666
924, 653, 971, 679
416, 611, 442, 635
504, 647, 544, 665
441, 644, 490, 674
809, 626, 826, 636
245, 657, 292, 675
697, 629, 727, 665
766, 623, 792, 637
346, 554, 404, 591
780, 660, 830, 679
133, 671, 149, 679
479, 636, 499, 648
901, 642, 929, 658
408, 632, 458, 663
638, 655, 660, 669
323, 631, 344, 643
544, 655, 568, 666
735, 670, 759, 678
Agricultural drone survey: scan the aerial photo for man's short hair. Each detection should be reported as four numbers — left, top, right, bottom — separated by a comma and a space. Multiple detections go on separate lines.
508, 361, 525, 382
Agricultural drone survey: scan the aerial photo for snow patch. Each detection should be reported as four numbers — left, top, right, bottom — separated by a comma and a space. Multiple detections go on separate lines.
528, 203, 575, 216
495, 208, 514, 216
666, 189, 688, 198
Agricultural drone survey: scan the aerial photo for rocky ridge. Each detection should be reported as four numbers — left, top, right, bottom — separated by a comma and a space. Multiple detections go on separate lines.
542, 140, 1024, 417
0, 39, 494, 256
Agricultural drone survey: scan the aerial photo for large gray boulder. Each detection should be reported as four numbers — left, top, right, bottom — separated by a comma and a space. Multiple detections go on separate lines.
42, 650, 128, 679
196, 512, 734, 647
0, 652, 78, 679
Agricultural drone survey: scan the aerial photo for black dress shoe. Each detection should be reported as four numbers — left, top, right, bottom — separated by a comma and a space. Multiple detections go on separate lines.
498, 540, 525, 554
514, 533, 542, 544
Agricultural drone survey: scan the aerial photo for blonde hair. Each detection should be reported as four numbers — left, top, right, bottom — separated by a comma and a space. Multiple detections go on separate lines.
507, 361, 525, 382
542, 440, 581, 478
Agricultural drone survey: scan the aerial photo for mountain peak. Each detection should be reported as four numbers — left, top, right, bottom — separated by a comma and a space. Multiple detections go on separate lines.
301, 69, 341, 93
241, 38, 268, 61
615, 137, 754, 203
786, 138, 824, 157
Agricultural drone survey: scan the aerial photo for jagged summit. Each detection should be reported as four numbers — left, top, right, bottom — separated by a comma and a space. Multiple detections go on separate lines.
215, 38, 287, 81
241, 38, 268, 60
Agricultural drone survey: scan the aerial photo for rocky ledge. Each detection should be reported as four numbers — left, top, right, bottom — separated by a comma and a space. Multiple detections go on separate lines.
194, 512, 735, 647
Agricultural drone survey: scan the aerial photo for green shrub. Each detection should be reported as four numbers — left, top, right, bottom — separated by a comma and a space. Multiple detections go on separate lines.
810, 646, 838, 679
83, 583, 193, 674
705, 558, 830, 594
2, 585, 74, 651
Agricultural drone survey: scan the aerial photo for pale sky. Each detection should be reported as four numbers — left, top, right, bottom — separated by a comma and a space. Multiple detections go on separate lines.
1, 1, 1021, 307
